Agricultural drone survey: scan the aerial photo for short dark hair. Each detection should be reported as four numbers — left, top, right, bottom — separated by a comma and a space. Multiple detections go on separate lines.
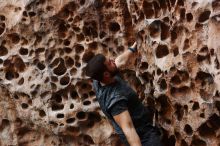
85, 54, 106, 81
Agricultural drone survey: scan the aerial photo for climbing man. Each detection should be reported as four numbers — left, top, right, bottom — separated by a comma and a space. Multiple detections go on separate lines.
85, 42, 163, 146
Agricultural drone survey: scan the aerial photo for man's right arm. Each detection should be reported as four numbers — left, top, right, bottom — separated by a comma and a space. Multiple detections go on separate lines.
113, 110, 142, 146
115, 42, 137, 69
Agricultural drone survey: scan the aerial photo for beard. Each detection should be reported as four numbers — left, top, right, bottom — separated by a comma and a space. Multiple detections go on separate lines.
108, 68, 119, 77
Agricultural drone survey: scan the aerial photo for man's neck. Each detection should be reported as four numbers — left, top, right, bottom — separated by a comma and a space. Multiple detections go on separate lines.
100, 78, 116, 86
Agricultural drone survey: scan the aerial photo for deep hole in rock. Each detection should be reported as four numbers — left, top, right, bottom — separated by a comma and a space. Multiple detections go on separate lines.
75, 55, 80, 61
53, 59, 67, 76
28, 11, 36, 17
39, 110, 46, 117
70, 90, 78, 99
157, 94, 171, 115
105, 2, 113, 8
75, 62, 81, 68
80, 0, 85, 5
49, 58, 60, 68
171, 28, 178, 42
192, 102, 200, 110
57, 113, 64, 118
181, 139, 188, 146
0, 119, 10, 130
0, 15, 6, 21
177, 0, 184, 6
83, 100, 91, 106
140, 62, 148, 70
75, 44, 84, 54
8, 33, 20, 44
140, 72, 151, 83
0, 27, 5, 35
51, 103, 64, 111
65, 56, 74, 68
191, 136, 207, 146
149, 20, 161, 38
161, 132, 176, 146
82, 93, 88, 100
116, 46, 124, 54
13, 57, 26, 72
175, 103, 184, 121
170, 0, 176, 6
158, 0, 167, 10
184, 124, 193, 135
197, 54, 207, 62
21, 103, 28, 109
17, 127, 31, 136
156, 45, 169, 58
198, 122, 215, 137
89, 91, 95, 97
160, 79, 167, 90
37, 62, 45, 70
0, 45, 8, 56
109, 22, 120, 32
171, 75, 181, 85
198, 10, 211, 23
49, 121, 58, 127
215, 101, 220, 112
70, 103, 74, 109
83, 134, 95, 144
66, 118, 75, 123
82, 21, 98, 37
99, 31, 106, 39
76, 111, 86, 120
195, 71, 213, 84
36, 47, 45, 54
64, 47, 72, 54
15, 118, 22, 126
174, 131, 181, 140
183, 39, 190, 50
70, 67, 77, 75
60, 76, 70, 86
51, 93, 62, 103
157, 68, 162, 75
173, 47, 179, 56
161, 22, 170, 40
51, 76, 58, 82
66, 126, 79, 134
200, 113, 205, 118
199, 46, 209, 53
63, 40, 70, 46
186, 13, 193, 22
208, 114, 220, 130
88, 41, 98, 50
19, 47, 28, 55
5, 71, 15, 80
180, 8, 186, 20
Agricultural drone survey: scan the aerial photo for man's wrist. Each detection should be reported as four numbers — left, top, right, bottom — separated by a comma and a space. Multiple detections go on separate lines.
128, 47, 137, 53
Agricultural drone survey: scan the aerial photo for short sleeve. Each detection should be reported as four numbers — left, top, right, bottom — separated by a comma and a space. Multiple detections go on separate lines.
109, 100, 128, 116
107, 95, 128, 116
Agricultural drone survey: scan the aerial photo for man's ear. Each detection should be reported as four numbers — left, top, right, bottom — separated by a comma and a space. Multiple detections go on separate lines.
103, 71, 110, 78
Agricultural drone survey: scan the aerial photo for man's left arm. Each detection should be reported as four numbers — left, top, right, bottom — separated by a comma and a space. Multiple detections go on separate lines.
113, 110, 142, 146
115, 42, 137, 69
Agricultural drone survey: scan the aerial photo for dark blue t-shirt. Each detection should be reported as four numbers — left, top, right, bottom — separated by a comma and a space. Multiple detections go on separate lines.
92, 74, 153, 136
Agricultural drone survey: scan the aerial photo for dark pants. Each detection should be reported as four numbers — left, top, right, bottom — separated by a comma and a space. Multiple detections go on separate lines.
119, 125, 163, 146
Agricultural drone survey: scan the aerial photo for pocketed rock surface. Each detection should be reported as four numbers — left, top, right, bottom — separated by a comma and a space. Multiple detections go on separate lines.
0, 0, 220, 146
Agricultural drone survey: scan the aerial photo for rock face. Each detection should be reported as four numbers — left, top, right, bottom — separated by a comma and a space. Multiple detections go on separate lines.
0, 0, 220, 145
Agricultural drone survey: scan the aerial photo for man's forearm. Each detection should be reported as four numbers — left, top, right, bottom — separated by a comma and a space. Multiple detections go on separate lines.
123, 128, 142, 146
115, 42, 137, 69
115, 49, 134, 69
